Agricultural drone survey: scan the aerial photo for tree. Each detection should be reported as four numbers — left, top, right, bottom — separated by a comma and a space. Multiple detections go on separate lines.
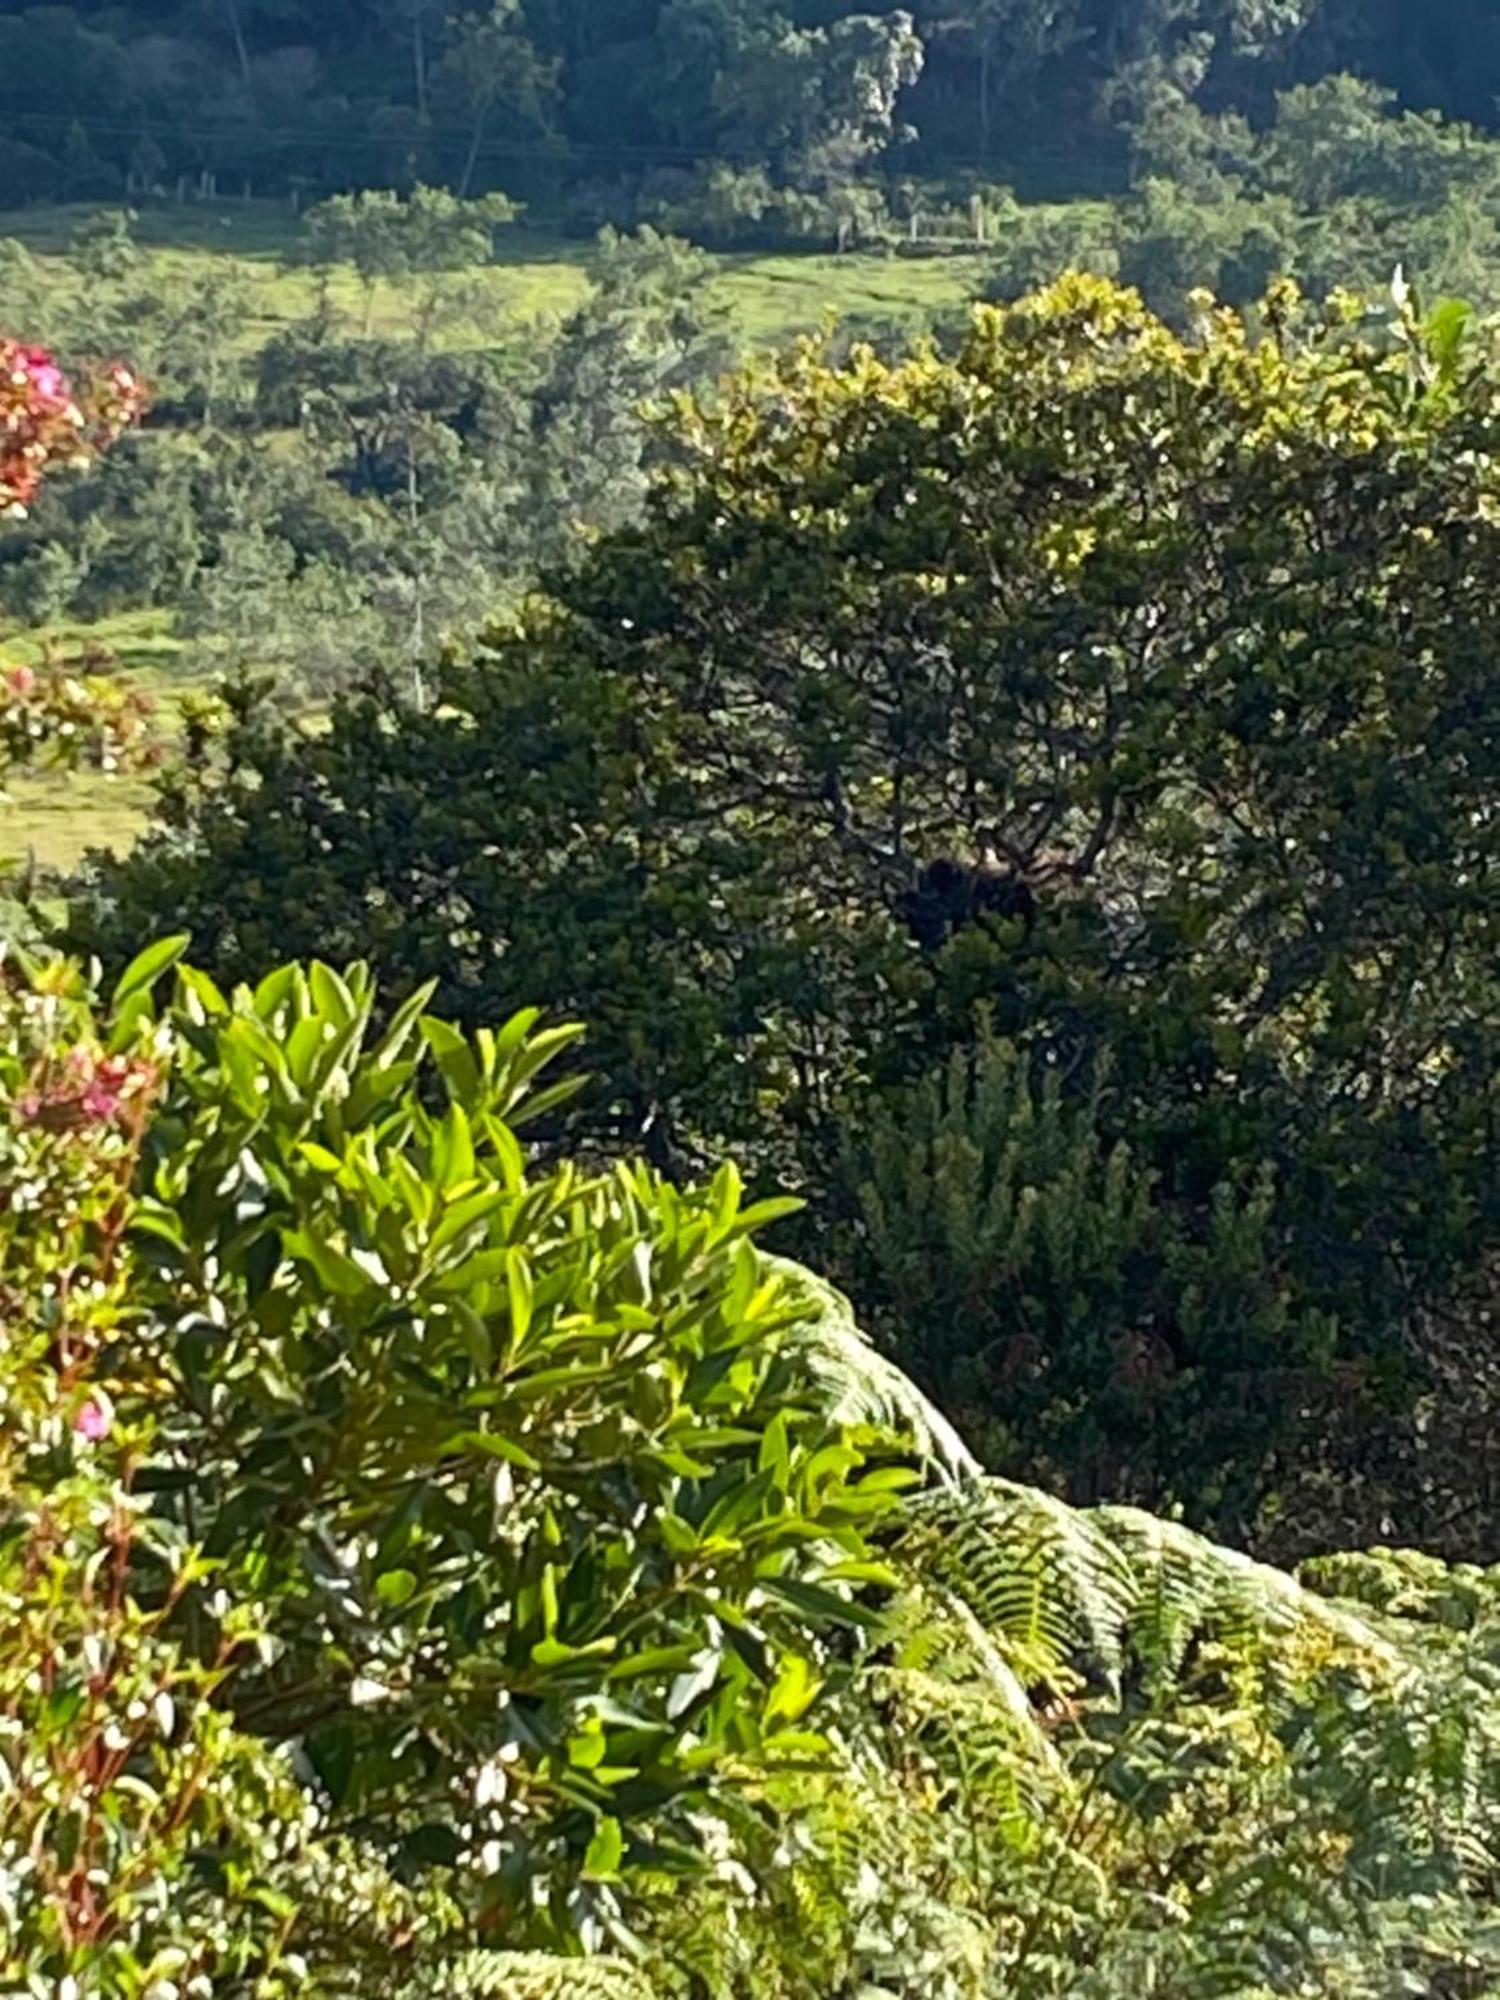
380, 0, 447, 116
709, 5, 925, 182
301, 184, 519, 341
431, 1, 561, 197
915, 0, 1089, 158
84, 275, 1500, 1540
518, 226, 733, 547
180, 226, 727, 695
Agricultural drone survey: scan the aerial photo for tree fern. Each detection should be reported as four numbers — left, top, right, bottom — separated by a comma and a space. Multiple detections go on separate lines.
903, 1478, 1138, 1679
767, 1254, 980, 1481
396, 1955, 656, 2000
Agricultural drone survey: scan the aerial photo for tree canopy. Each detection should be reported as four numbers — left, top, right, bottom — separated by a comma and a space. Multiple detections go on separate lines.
6, 0, 1500, 208
80, 274, 1500, 1543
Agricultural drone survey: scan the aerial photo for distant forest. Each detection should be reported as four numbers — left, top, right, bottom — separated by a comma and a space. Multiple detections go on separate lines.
5, 0, 1500, 209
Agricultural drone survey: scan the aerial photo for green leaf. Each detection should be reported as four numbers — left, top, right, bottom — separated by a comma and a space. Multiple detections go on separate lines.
710, 1159, 743, 1231
667, 1647, 721, 1720
531, 1636, 619, 1668
443, 1428, 540, 1472
432, 1103, 476, 1189
368, 978, 439, 1071
249, 1885, 299, 1922
112, 934, 189, 1010
506, 1248, 535, 1346
375, 1568, 418, 1608
175, 963, 228, 1020
506, 1070, 589, 1128
701, 1468, 777, 1541
607, 1644, 701, 1682
308, 959, 357, 1026
765, 1652, 821, 1727
583, 1814, 624, 1879
757, 1412, 791, 1483
658, 1513, 700, 1557
1426, 295, 1473, 376
252, 962, 301, 1020
731, 1196, 806, 1237
130, 1203, 187, 1252
422, 1016, 481, 1104
487, 1116, 527, 1190
756, 1575, 880, 1630
429, 1187, 506, 1254
283, 1228, 371, 1299
567, 1727, 608, 1770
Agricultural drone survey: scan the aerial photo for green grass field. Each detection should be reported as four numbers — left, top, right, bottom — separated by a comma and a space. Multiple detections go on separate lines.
0, 612, 182, 870
3, 200, 988, 351
0, 202, 991, 870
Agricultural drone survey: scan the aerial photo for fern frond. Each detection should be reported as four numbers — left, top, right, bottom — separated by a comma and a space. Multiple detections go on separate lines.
904, 1478, 1137, 1679
1090, 1505, 1308, 1679
397, 1954, 656, 2000
767, 1255, 980, 1481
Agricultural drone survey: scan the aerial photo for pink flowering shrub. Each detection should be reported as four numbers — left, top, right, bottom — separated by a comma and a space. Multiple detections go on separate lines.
0, 647, 157, 778
0, 338, 143, 517
0, 952, 244, 1982
0, 343, 153, 786
0, 944, 368, 1990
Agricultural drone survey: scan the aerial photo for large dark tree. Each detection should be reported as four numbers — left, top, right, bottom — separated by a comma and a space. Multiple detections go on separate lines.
79, 275, 1500, 1541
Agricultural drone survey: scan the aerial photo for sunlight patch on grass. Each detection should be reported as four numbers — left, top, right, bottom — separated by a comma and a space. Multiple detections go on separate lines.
0, 201, 990, 356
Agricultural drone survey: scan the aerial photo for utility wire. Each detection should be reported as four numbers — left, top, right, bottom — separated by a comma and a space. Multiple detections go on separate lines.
3, 107, 1119, 182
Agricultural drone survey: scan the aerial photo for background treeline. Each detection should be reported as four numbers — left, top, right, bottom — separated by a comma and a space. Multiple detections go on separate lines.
7, 0, 1500, 216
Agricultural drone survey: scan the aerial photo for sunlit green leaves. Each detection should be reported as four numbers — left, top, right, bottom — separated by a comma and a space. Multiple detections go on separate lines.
118, 956, 906, 1951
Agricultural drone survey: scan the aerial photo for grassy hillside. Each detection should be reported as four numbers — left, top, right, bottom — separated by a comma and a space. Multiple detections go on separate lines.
0, 204, 991, 871
2, 201, 986, 353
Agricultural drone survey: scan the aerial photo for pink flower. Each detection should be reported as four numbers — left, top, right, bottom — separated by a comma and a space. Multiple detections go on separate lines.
78, 1055, 132, 1125
24, 360, 66, 405
6, 663, 35, 697
79, 1080, 125, 1122
16, 1052, 151, 1132
75, 1400, 110, 1443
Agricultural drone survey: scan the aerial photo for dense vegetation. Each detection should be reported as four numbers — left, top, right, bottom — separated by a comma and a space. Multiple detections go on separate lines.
73, 274, 1500, 1558
0, 204, 739, 705
10, 933, 1500, 1996
7, 0, 1500, 206
9, 3, 1500, 1990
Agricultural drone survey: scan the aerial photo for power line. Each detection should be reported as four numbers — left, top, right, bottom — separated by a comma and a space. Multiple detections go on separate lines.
3, 106, 1118, 183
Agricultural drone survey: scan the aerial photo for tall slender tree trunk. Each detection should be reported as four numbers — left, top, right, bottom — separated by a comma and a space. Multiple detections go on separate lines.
459, 110, 488, 197
407, 455, 427, 711
412, 6, 429, 117
223, 0, 256, 113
